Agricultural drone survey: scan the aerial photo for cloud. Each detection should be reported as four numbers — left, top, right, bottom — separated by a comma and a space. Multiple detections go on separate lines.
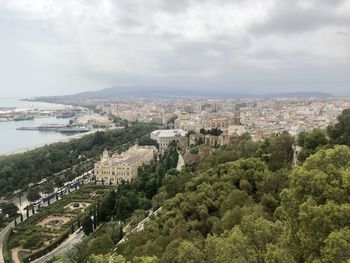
251, 0, 350, 34
0, 0, 349, 96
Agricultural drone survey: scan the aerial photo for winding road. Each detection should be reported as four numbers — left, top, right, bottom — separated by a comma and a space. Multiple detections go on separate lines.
31, 230, 84, 263
0, 222, 14, 263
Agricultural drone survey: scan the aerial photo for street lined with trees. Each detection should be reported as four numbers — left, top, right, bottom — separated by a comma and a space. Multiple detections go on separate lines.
0, 124, 156, 198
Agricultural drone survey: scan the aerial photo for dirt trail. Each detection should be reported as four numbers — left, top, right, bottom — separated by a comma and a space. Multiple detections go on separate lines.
11, 248, 30, 263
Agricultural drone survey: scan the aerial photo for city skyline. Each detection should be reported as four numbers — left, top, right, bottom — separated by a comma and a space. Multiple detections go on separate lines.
1, 1, 350, 261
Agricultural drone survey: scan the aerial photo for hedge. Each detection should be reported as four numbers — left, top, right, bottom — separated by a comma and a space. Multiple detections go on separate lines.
22, 228, 71, 263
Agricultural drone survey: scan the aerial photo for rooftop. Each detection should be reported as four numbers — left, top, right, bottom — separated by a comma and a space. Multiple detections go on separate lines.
151, 129, 186, 138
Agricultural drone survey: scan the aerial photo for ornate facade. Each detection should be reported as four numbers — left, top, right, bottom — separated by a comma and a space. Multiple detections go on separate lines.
94, 145, 157, 184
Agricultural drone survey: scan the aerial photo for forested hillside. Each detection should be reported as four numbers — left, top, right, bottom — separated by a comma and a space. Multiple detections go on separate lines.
73, 109, 350, 262
109, 145, 349, 263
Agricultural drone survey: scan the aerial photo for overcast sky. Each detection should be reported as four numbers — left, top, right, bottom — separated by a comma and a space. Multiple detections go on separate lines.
0, 0, 349, 97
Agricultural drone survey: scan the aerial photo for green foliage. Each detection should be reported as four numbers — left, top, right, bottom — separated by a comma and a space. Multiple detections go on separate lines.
176, 240, 204, 263
167, 115, 177, 125
88, 254, 126, 263
82, 215, 94, 236
26, 187, 41, 202
297, 108, 350, 163
110, 144, 179, 222
111, 116, 129, 127
264, 244, 296, 263
68, 221, 125, 262
189, 145, 199, 155
134, 256, 160, 263
197, 131, 294, 172
111, 144, 350, 262
22, 233, 44, 249
327, 108, 350, 146
38, 111, 350, 262
0, 124, 156, 197
7, 184, 109, 262
197, 133, 259, 171
138, 136, 159, 149
205, 227, 258, 263
297, 128, 329, 162
88, 234, 114, 255
199, 128, 223, 136
300, 128, 328, 150
257, 131, 295, 171
62, 145, 181, 262
0, 213, 5, 228
41, 182, 55, 194
115, 156, 285, 261
54, 177, 64, 187
0, 203, 19, 217
67, 239, 90, 263
280, 146, 350, 262
321, 227, 350, 263
97, 190, 116, 222
206, 128, 223, 136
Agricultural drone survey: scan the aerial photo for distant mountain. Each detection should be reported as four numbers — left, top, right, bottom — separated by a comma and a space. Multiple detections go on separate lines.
263, 91, 333, 99
32, 86, 208, 101
30, 86, 333, 101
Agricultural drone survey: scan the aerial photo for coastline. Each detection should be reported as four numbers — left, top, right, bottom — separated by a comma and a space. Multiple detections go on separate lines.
1, 129, 105, 157
0, 98, 93, 157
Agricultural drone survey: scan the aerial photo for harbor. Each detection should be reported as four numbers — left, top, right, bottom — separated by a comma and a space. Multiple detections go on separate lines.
17, 124, 91, 133
0, 116, 75, 155
0, 98, 86, 122
0, 108, 79, 122
0, 99, 113, 155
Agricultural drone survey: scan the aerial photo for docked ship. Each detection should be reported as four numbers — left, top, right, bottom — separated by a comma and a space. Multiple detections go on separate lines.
0, 106, 16, 110
17, 124, 90, 133
14, 115, 35, 121
56, 112, 76, 119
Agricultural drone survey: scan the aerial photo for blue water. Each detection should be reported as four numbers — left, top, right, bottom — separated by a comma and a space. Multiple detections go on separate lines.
0, 98, 75, 155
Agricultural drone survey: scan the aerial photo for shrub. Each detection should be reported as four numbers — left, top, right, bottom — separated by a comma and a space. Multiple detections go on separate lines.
23, 233, 44, 250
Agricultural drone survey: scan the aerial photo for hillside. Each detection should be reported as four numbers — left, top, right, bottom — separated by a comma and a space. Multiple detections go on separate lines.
113, 146, 350, 263
60, 108, 350, 263
30, 87, 333, 101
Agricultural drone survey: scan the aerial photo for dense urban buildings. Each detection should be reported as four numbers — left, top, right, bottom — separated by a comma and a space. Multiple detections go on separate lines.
93, 97, 350, 141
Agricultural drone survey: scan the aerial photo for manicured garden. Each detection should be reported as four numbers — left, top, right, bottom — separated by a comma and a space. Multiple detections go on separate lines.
5, 184, 111, 262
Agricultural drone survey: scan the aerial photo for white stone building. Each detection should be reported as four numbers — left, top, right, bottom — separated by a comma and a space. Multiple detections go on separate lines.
94, 145, 157, 184
150, 129, 187, 152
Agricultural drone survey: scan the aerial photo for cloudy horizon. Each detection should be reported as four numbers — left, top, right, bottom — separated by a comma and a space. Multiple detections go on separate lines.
0, 0, 349, 97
